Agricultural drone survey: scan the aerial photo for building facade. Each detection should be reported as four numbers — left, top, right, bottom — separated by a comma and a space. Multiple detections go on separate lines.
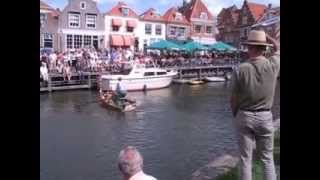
59, 0, 104, 51
179, 0, 216, 45
137, 8, 166, 51
40, 1, 60, 51
217, 5, 240, 47
104, 2, 139, 51
162, 7, 191, 42
236, 0, 267, 48
251, 5, 280, 41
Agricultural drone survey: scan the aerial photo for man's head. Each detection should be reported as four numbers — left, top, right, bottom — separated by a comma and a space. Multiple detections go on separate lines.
118, 77, 122, 81
242, 30, 272, 58
118, 146, 143, 178
247, 45, 266, 58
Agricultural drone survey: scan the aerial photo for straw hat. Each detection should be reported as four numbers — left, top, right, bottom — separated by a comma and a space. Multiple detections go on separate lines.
242, 30, 273, 46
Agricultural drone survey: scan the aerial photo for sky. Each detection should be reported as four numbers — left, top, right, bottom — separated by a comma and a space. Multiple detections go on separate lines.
43, 0, 280, 16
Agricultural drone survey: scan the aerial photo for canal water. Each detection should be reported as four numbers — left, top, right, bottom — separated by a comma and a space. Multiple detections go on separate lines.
40, 82, 280, 180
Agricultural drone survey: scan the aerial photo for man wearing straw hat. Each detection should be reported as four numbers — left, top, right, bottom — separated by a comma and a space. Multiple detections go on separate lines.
230, 30, 280, 180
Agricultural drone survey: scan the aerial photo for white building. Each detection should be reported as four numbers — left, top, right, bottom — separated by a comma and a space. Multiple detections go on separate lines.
137, 8, 166, 51
104, 2, 139, 51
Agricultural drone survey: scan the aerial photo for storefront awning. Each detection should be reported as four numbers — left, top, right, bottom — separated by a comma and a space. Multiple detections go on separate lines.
112, 19, 122, 26
127, 20, 137, 28
123, 35, 134, 46
110, 35, 124, 46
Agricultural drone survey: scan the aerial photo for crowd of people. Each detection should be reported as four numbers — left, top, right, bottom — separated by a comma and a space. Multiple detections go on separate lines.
40, 47, 241, 83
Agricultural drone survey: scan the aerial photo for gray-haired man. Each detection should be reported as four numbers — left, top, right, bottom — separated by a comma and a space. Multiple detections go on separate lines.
230, 30, 280, 180
118, 146, 157, 180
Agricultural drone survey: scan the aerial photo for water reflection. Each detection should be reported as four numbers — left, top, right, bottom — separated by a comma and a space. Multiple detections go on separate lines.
40, 82, 279, 180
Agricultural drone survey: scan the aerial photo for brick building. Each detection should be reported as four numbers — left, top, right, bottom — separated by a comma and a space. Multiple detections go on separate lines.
104, 2, 139, 51
138, 8, 166, 51
179, 0, 216, 45
252, 4, 280, 41
217, 5, 240, 47
59, 0, 105, 51
237, 0, 267, 48
162, 7, 191, 42
40, 1, 60, 51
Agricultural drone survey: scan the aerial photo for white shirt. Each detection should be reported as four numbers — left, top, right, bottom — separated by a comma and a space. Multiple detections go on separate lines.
50, 53, 57, 62
129, 171, 157, 180
40, 66, 48, 75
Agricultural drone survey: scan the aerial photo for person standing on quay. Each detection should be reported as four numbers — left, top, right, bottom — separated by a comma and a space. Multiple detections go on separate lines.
118, 146, 157, 180
230, 30, 280, 180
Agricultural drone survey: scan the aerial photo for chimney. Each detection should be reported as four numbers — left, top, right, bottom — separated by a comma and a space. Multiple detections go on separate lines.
268, 4, 272, 9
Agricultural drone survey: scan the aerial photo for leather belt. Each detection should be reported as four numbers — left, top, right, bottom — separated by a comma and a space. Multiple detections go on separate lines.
240, 108, 271, 112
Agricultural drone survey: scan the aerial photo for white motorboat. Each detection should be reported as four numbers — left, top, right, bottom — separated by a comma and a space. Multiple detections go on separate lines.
100, 63, 177, 91
204, 76, 226, 82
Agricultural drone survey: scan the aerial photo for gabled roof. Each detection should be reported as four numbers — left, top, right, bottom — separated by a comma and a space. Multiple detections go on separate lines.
257, 6, 280, 23
139, 8, 165, 22
247, 2, 267, 20
163, 7, 190, 25
218, 5, 239, 25
183, 0, 214, 21
40, 1, 59, 17
106, 1, 138, 18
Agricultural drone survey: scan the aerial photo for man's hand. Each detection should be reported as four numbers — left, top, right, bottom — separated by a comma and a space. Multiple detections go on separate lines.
266, 33, 280, 51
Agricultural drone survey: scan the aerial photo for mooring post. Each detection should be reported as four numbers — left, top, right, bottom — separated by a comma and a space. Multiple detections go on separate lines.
48, 74, 52, 92
179, 69, 182, 79
88, 72, 92, 89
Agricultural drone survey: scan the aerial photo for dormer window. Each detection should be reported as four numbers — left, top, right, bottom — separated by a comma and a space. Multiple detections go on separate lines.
200, 12, 208, 19
40, 13, 47, 28
175, 13, 182, 21
80, 2, 86, 10
122, 7, 129, 16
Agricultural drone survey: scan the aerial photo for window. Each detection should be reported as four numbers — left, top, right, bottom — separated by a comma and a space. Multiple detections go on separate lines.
175, 13, 182, 21
143, 39, 147, 46
206, 26, 212, 34
67, 34, 73, 49
43, 33, 53, 48
194, 25, 202, 33
155, 24, 162, 35
157, 72, 167, 75
242, 16, 248, 25
122, 8, 129, 16
200, 12, 208, 19
68, 12, 80, 28
145, 24, 152, 35
127, 26, 134, 32
40, 13, 47, 28
80, 2, 86, 9
86, 14, 96, 28
73, 35, 82, 49
84, 35, 92, 47
170, 26, 176, 36
112, 26, 119, 31
144, 72, 155, 76
177, 27, 185, 37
